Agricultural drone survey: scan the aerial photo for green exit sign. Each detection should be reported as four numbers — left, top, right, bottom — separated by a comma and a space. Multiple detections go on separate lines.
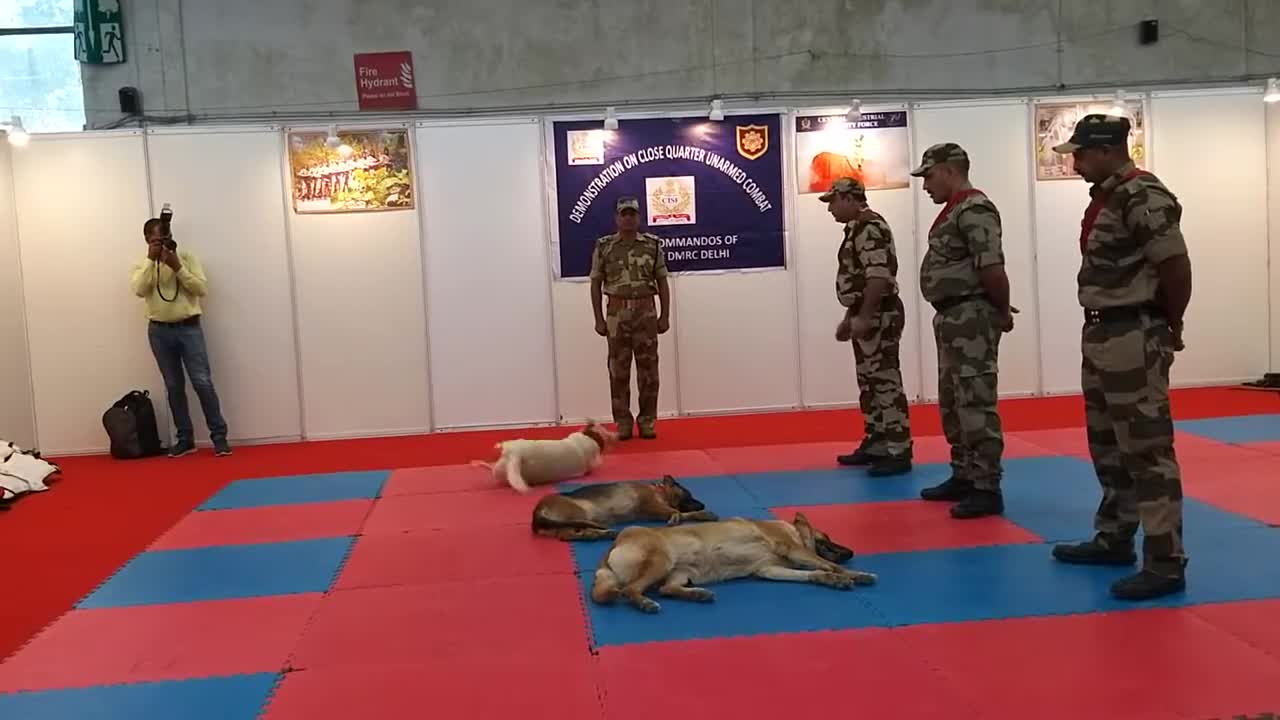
73, 0, 126, 65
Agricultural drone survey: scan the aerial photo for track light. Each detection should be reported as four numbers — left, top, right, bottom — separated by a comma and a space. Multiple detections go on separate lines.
846, 99, 862, 123
709, 99, 724, 121
1265, 78, 1280, 103
603, 106, 619, 130
5, 116, 28, 147
325, 124, 341, 148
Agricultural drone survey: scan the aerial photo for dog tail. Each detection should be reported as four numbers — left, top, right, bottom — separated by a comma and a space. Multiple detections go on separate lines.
590, 557, 621, 605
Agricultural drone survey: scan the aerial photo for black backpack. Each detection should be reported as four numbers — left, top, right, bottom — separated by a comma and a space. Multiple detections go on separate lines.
102, 390, 165, 459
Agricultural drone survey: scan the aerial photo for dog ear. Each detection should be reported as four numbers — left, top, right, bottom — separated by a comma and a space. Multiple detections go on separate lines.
792, 512, 816, 546
661, 474, 675, 485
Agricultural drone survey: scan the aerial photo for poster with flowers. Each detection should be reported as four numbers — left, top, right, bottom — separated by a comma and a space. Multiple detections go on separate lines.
287, 127, 415, 213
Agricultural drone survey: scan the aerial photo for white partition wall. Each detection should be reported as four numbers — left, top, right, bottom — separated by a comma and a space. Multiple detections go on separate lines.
11, 132, 164, 454
911, 99, 1042, 401
144, 127, 304, 445
416, 119, 557, 429
284, 123, 432, 440
6, 84, 1280, 455
790, 104, 923, 407
674, 269, 801, 414
0, 142, 36, 449
1148, 89, 1268, 386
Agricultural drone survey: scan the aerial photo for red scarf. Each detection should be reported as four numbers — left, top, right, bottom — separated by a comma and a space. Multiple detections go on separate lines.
930, 188, 982, 232
1080, 169, 1151, 252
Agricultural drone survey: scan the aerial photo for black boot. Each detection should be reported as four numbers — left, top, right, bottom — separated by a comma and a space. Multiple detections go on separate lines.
1110, 570, 1186, 600
949, 489, 1004, 519
920, 475, 971, 501
837, 440, 878, 467
1051, 537, 1137, 566
867, 454, 912, 477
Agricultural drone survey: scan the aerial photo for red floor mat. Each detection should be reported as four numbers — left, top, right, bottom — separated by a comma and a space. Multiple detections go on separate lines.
900, 608, 1280, 720
770, 500, 1042, 555
705, 441, 854, 473
263, 654, 603, 720
148, 500, 373, 550
1182, 457, 1280, 525
1189, 599, 1280, 662
596, 629, 982, 719
380, 464, 501, 495
584, 449, 722, 482
361, 488, 547, 533
334, 523, 574, 590
1008, 428, 1092, 458
0, 593, 321, 692
289, 574, 589, 669
1172, 431, 1276, 461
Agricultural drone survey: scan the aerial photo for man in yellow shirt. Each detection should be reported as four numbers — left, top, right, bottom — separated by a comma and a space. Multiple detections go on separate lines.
128, 217, 231, 457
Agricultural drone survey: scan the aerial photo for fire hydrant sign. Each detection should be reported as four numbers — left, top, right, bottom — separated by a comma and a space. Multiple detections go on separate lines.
353, 51, 417, 111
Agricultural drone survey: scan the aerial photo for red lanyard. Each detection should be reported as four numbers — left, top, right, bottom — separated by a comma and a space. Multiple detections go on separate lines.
930, 188, 982, 233
1080, 169, 1150, 252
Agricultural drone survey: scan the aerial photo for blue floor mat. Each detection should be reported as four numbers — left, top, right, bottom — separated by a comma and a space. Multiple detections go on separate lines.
196, 470, 390, 511
0, 673, 279, 720
1175, 414, 1280, 444
77, 537, 354, 609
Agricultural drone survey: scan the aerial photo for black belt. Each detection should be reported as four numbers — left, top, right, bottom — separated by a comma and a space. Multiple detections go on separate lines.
930, 295, 986, 313
150, 315, 201, 328
1083, 304, 1164, 326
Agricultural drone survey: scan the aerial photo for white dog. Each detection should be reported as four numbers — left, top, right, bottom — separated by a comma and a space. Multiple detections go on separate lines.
473, 420, 617, 493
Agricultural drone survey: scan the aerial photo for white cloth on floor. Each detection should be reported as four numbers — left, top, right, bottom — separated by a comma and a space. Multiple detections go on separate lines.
0, 440, 59, 501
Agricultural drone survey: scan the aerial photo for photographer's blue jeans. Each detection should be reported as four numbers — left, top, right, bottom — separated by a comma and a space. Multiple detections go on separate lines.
147, 319, 228, 446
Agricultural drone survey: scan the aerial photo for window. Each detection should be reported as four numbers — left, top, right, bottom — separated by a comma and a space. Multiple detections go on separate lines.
1, 1, 85, 133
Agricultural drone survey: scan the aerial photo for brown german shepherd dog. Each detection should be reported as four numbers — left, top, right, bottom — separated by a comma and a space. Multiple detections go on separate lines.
531, 475, 718, 541
590, 512, 876, 612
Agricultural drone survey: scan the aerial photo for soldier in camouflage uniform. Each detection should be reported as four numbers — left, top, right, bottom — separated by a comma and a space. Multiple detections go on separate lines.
589, 196, 671, 440
911, 143, 1017, 519
1048, 114, 1192, 601
819, 177, 913, 476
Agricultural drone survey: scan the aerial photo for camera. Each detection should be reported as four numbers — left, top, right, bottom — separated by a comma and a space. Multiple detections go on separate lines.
159, 203, 176, 250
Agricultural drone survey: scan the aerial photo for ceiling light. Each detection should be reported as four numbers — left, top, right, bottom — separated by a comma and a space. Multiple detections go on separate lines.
603, 106, 618, 130
709, 99, 724, 121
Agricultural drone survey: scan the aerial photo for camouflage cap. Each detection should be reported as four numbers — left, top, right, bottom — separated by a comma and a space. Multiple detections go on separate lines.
615, 196, 640, 212
909, 142, 969, 177
1052, 114, 1131, 153
817, 176, 866, 202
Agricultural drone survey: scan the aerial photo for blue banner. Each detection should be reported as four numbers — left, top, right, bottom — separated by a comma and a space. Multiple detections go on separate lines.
551, 114, 786, 278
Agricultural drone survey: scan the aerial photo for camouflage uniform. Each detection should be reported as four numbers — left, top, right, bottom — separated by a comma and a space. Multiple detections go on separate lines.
819, 177, 913, 473
1048, 114, 1190, 601
911, 143, 1008, 518
589, 199, 668, 439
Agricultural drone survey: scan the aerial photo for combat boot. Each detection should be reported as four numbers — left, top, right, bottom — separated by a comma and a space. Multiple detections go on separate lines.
867, 454, 911, 477
638, 424, 656, 440
836, 439, 877, 466
1051, 537, 1137, 566
920, 475, 971, 501
949, 489, 1003, 519
615, 422, 634, 441
1110, 569, 1186, 601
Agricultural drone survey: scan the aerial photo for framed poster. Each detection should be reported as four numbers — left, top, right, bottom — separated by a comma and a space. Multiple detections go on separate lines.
794, 110, 911, 193
550, 113, 786, 278
1034, 100, 1148, 181
287, 128, 415, 213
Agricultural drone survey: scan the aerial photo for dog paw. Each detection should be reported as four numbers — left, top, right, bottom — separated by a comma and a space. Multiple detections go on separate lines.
816, 571, 855, 589
634, 597, 661, 613
850, 571, 878, 586
666, 515, 682, 526
685, 588, 715, 602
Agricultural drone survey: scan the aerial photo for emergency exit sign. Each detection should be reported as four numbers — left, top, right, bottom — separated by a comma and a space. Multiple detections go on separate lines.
354, 51, 418, 111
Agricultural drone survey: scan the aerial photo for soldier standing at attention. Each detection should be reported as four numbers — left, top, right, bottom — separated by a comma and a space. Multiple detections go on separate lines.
1048, 114, 1192, 601
911, 143, 1016, 519
590, 196, 671, 440
819, 177, 913, 476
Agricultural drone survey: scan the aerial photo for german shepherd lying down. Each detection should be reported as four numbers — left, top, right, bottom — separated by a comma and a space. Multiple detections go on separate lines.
532, 474, 717, 541
590, 513, 876, 613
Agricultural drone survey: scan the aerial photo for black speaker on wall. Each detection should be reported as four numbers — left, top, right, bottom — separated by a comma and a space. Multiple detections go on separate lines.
118, 86, 141, 115
1139, 19, 1159, 45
